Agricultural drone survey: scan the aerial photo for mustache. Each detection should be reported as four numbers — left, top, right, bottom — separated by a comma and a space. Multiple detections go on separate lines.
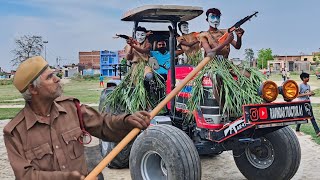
57, 82, 63, 89
210, 20, 219, 23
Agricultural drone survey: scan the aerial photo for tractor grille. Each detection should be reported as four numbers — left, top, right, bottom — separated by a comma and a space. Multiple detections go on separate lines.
176, 87, 222, 124
201, 87, 222, 124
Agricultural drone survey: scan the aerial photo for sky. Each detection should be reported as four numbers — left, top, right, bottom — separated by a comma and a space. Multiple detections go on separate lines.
0, 0, 319, 72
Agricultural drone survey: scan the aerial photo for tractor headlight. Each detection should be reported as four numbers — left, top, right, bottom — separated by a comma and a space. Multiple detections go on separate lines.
258, 81, 279, 102
279, 80, 299, 102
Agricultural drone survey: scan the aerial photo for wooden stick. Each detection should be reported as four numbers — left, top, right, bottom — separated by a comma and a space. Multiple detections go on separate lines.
85, 56, 213, 180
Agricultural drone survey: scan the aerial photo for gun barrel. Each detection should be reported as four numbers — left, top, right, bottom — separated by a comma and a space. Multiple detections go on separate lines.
116, 34, 130, 40
232, 11, 259, 29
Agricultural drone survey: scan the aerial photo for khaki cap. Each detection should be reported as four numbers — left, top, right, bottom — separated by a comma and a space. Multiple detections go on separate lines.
13, 56, 49, 93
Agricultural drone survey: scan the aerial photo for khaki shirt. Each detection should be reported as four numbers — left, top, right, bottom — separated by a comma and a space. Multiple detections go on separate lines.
3, 96, 130, 180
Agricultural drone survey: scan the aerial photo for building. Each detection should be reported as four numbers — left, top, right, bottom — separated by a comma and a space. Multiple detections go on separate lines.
82, 65, 101, 76
79, 51, 100, 67
268, 55, 313, 72
100, 50, 119, 77
79, 50, 122, 77
62, 64, 79, 78
118, 49, 126, 61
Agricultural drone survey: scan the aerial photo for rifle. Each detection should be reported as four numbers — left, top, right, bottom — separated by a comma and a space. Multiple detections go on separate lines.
218, 11, 258, 44
114, 31, 153, 45
114, 34, 139, 45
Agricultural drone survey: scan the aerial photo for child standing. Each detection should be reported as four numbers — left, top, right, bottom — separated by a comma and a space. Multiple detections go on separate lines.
99, 74, 104, 88
296, 72, 320, 137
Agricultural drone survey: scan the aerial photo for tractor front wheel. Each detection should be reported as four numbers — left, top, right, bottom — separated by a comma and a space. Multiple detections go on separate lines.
129, 124, 201, 180
233, 126, 301, 180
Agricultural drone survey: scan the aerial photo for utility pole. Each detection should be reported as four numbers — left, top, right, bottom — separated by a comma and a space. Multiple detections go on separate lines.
43, 41, 48, 60
56, 57, 59, 67
56, 57, 62, 67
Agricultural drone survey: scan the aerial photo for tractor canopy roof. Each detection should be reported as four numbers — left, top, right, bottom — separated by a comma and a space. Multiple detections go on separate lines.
121, 5, 203, 23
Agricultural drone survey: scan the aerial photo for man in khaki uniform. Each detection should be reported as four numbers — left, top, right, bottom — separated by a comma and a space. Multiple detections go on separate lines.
3, 56, 151, 180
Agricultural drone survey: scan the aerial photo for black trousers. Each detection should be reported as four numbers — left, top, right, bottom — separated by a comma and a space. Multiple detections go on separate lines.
296, 106, 320, 134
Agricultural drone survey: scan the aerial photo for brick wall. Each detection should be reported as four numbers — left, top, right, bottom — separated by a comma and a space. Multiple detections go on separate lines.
79, 51, 101, 66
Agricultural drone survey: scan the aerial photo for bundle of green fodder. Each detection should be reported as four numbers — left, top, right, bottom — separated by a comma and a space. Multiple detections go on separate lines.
187, 57, 266, 119
186, 50, 203, 66
101, 62, 164, 114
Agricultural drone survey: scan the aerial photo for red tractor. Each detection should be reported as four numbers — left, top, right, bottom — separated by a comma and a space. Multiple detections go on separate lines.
99, 5, 312, 180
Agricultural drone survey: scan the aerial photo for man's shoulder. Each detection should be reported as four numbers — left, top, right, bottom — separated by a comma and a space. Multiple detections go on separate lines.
54, 96, 81, 108
299, 83, 309, 87
3, 109, 25, 136
142, 39, 151, 47
177, 35, 186, 41
150, 51, 159, 56
199, 31, 210, 37
219, 29, 227, 33
55, 96, 78, 102
54, 96, 84, 109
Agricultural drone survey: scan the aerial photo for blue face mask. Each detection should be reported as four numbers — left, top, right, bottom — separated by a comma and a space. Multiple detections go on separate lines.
208, 13, 221, 28
209, 15, 220, 21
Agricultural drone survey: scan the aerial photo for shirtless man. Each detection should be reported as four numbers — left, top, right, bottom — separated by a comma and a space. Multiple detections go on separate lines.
125, 26, 153, 80
199, 8, 244, 58
198, 8, 250, 110
176, 21, 200, 58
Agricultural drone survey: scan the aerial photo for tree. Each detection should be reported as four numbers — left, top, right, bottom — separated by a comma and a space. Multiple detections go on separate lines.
257, 48, 273, 69
11, 35, 44, 66
314, 54, 320, 66
120, 58, 128, 75
244, 48, 254, 66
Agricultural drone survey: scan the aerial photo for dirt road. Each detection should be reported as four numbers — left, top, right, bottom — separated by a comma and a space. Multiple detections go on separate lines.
1, 119, 319, 180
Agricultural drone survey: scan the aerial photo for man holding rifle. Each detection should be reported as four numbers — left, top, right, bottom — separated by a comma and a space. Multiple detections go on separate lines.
124, 26, 153, 80
3, 56, 151, 180
199, 8, 245, 58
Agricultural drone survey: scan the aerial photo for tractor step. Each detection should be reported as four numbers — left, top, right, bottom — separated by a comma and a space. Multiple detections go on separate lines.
238, 138, 261, 147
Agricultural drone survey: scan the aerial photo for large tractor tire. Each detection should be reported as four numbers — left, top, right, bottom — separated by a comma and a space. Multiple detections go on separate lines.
84, 145, 104, 180
233, 126, 301, 180
99, 140, 133, 169
99, 86, 132, 169
129, 124, 201, 180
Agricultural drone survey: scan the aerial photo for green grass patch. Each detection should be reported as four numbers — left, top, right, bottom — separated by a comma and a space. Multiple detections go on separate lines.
293, 104, 320, 145
0, 106, 99, 120
314, 88, 320, 97
267, 74, 283, 81
0, 84, 22, 104
0, 79, 104, 107
0, 79, 13, 85
0, 108, 22, 120
62, 79, 102, 104
269, 74, 320, 97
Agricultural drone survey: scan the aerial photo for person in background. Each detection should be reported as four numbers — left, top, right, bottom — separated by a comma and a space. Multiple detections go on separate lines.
295, 72, 320, 137
150, 39, 183, 81
281, 68, 287, 81
99, 74, 104, 88
266, 69, 270, 79
3, 56, 151, 180
286, 70, 290, 79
